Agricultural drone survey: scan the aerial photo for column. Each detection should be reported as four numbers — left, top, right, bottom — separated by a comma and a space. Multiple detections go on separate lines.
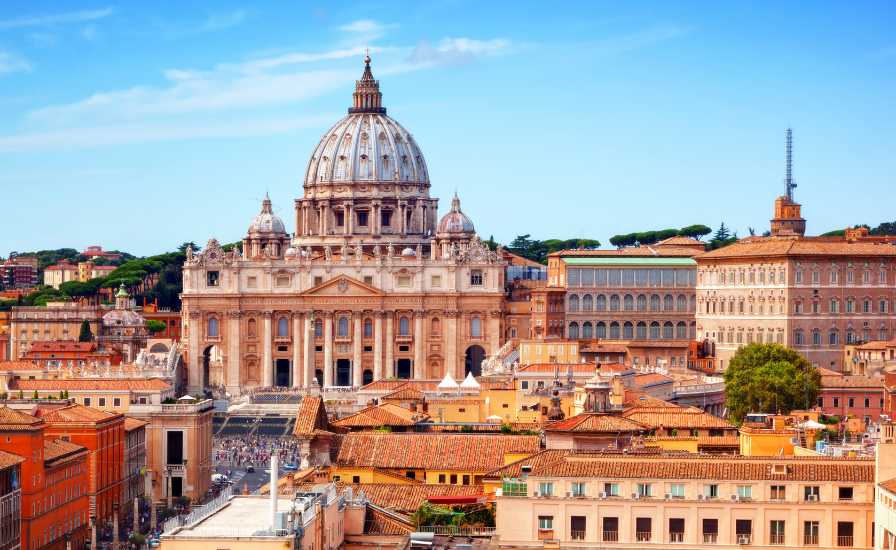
187, 311, 202, 392
372, 203, 380, 236
352, 315, 363, 387
303, 313, 314, 387
489, 311, 501, 355
323, 313, 334, 387
385, 313, 394, 378
416, 203, 423, 234
292, 313, 302, 388
262, 312, 273, 387
346, 204, 354, 234
444, 311, 459, 380
399, 203, 406, 236
413, 312, 425, 379
373, 313, 383, 380
227, 311, 241, 394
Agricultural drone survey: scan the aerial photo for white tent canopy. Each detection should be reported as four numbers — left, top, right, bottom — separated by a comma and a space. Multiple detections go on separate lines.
801, 420, 826, 430
437, 372, 459, 390
460, 372, 481, 389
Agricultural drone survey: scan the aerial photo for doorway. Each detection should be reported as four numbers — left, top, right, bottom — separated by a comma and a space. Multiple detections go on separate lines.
314, 369, 323, 386
336, 359, 352, 386
275, 359, 291, 387
396, 359, 412, 379
464, 345, 486, 376
362, 369, 374, 386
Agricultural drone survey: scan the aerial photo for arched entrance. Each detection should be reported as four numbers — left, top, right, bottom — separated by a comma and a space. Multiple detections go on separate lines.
362, 369, 373, 386
464, 345, 486, 377
202, 345, 221, 388
396, 359, 412, 379
336, 359, 352, 387
275, 358, 291, 387
314, 369, 323, 386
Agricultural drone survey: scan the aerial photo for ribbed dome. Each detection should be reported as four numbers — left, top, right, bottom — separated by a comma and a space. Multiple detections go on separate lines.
303, 57, 428, 187
248, 193, 286, 234
437, 193, 475, 235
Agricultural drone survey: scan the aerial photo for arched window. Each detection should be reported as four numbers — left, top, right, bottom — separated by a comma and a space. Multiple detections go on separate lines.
623, 294, 634, 311
677, 295, 687, 312
623, 322, 633, 339
582, 294, 593, 311
596, 322, 607, 339
430, 317, 440, 335
247, 317, 257, 337
636, 322, 647, 339
863, 299, 872, 313
663, 322, 674, 339
337, 316, 350, 338
663, 295, 674, 311
399, 316, 410, 336
596, 295, 607, 311
609, 322, 620, 339
812, 329, 821, 346
828, 330, 839, 346
846, 298, 855, 313
471, 317, 481, 338
609, 295, 620, 311
676, 322, 687, 339
793, 330, 804, 345
568, 295, 579, 312
650, 295, 660, 311
568, 322, 579, 339
314, 319, 323, 338
364, 318, 373, 338
637, 294, 647, 311
846, 329, 855, 344
277, 317, 289, 338
207, 317, 219, 338
582, 322, 593, 339
649, 321, 660, 339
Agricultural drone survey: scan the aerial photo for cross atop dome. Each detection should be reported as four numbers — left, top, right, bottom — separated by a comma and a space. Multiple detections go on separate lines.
349, 54, 386, 114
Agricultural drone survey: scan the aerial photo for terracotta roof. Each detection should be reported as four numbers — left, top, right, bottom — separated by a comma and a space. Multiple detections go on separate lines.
12, 378, 171, 391
124, 417, 148, 431
360, 379, 513, 392
517, 363, 598, 374
581, 343, 629, 354
623, 390, 676, 408
43, 439, 86, 463
698, 236, 896, 260
364, 506, 415, 535
551, 246, 699, 258
819, 374, 884, 390
544, 413, 646, 434
880, 478, 896, 495
335, 433, 540, 472
816, 367, 842, 377
630, 373, 675, 388
294, 397, 332, 436
0, 361, 45, 371
0, 406, 42, 430
514, 453, 873, 482
34, 403, 119, 424
332, 403, 428, 428
484, 449, 571, 480
857, 340, 891, 351
655, 236, 706, 247
338, 483, 485, 513
27, 341, 98, 352
0, 450, 24, 470
621, 406, 735, 430
646, 434, 741, 447
380, 386, 425, 402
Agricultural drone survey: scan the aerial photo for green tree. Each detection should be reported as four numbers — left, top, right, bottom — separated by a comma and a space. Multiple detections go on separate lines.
723, 343, 821, 423
78, 320, 94, 342
146, 319, 167, 334
609, 233, 637, 248
712, 223, 731, 242
678, 224, 712, 240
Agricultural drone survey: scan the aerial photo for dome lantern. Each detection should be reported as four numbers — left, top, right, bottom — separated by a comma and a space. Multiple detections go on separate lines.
349, 54, 385, 114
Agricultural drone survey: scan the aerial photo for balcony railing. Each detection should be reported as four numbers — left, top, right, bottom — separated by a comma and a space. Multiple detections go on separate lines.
804, 534, 820, 546
737, 534, 753, 545
670, 532, 685, 543
636, 531, 652, 542
418, 526, 496, 536
570, 530, 585, 541
703, 533, 718, 543
838, 536, 854, 547
770, 533, 785, 545
603, 531, 619, 542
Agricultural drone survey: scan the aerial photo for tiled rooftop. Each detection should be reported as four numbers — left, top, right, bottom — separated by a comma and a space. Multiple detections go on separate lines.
0, 406, 42, 430
35, 403, 119, 424
621, 406, 735, 430
12, 378, 171, 391
332, 403, 428, 428
43, 438, 87, 462
0, 450, 24, 470
544, 413, 646, 434
698, 236, 896, 259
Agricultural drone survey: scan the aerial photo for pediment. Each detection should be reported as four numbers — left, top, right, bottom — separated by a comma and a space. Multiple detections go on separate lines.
301, 275, 384, 297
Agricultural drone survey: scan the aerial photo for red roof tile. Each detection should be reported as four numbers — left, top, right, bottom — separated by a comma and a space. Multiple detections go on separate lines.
698, 236, 896, 259
544, 413, 646, 434
0, 406, 42, 430
34, 403, 120, 424
621, 406, 735, 430
332, 403, 428, 428
0, 450, 23, 470
13, 378, 171, 391
294, 397, 332, 436
43, 439, 87, 463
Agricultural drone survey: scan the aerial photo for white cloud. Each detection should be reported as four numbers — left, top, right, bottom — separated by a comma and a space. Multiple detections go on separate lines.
336, 19, 396, 45
196, 10, 248, 33
408, 37, 511, 66
0, 51, 31, 75
0, 7, 113, 29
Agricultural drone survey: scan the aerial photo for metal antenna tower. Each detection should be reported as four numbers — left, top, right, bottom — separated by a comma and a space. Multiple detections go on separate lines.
785, 128, 796, 200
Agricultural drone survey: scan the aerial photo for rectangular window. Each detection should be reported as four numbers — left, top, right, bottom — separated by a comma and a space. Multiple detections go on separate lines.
357, 211, 369, 227
571, 482, 586, 497
335, 211, 345, 227
470, 270, 484, 286
736, 519, 753, 544
98, 397, 106, 407
381, 211, 392, 228
669, 483, 685, 498
804, 486, 820, 501
637, 483, 652, 497
837, 522, 853, 547
363, 276, 373, 285
113, 398, 121, 407
669, 518, 685, 543
704, 484, 718, 498
538, 516, 553, 530
450, 474, 457, 484
313, 276, 323, 286
206, 271, 219, 287
431, 275, 442, 288
804, 521, 820, 546
838, 487, 854, 501
703, 518, 719, 544
247, 276, 257, 288
396, 275, 412, 288
770, 520, 786, 545
737, 485, 752, 500
770, 485, 785, 500
636, 518, 652, 542
570, 516, 586, 541
604, 482, 619, 496
83, 398, 91, 406
603, 517, 619, 541
438, 474, 446, 483
538, 482, 553, 497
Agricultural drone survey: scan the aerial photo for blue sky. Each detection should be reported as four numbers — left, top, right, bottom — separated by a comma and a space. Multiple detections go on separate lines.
0, 1, 894, 256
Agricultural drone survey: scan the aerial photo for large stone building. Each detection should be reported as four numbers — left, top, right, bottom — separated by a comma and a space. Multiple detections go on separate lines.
696, 187, 896, 372
181, 56, 506, 393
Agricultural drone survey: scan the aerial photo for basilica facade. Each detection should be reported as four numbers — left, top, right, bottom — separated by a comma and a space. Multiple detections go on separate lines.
181, 56, 506, 393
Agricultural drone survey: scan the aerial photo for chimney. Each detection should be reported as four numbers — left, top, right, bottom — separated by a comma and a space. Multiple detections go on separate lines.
271, 451, 279, 531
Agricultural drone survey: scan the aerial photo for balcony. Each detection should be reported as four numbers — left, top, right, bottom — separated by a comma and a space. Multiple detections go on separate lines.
537, 529, 554, 541
838, 536, 854, 547
636, 532, 652, 542
570, 530, 585, 541
669, 532, 685, 543
770, 534, 785, 545
804, 534, 819, 546
703, 533, 718, 544
737, 534, 753, 545
603, 531, 619, 542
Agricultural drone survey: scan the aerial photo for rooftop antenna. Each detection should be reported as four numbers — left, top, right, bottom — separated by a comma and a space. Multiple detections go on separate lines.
785, 128, 796, 201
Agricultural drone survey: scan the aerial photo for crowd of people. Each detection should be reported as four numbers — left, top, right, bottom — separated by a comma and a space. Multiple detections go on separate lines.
213, 435, 303, 468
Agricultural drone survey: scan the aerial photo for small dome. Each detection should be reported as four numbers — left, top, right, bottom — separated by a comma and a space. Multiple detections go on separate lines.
284, 246, 298, 258
401, 247, 416, 257
103, 309, 145, 327
248, 193, 286, 235
437, 193, 475, 235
